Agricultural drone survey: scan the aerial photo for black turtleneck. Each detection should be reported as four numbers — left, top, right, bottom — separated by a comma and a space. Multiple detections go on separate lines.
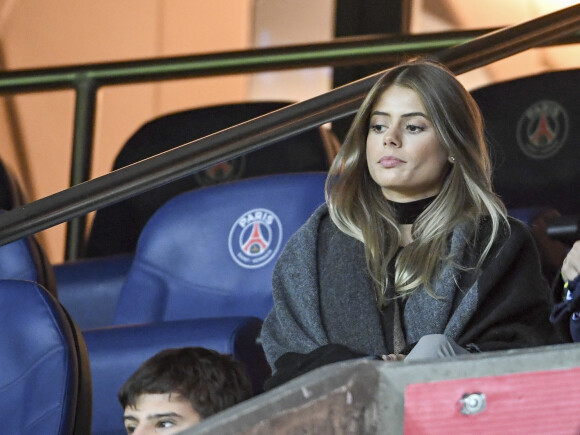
386, 196, 436, 224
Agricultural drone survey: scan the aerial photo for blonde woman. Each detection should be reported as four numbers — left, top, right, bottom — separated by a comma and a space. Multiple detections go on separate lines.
261, 59, 562, 389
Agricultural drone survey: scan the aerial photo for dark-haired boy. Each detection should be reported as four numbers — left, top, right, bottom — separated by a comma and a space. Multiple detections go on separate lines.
118, 347, 252, 434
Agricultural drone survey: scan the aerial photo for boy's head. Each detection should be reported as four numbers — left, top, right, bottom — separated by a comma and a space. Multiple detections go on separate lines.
118, 347, 253, 434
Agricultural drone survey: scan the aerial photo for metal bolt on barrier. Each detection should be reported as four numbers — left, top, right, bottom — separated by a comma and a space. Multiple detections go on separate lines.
460, 392, 487, 415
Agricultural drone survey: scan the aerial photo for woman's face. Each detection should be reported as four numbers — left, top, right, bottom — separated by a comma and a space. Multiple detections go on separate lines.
366, 84, 450, 202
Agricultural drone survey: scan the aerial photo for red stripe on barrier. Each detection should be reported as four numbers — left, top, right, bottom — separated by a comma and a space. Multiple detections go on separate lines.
404, 366, 580, 434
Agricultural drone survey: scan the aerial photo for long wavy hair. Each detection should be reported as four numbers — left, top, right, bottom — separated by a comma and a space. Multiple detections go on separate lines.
326, 58, 507, 307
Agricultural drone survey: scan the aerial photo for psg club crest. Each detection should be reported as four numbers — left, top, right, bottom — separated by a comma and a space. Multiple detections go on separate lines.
516, 100, 569, 159
228, 208, 283, 269
194, 156, 246, 187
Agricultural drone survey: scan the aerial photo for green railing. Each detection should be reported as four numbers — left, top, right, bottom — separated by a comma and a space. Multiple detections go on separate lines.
0, 3, 579, 260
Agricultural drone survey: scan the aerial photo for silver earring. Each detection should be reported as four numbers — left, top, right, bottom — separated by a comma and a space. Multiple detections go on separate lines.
449, 156, 456, 163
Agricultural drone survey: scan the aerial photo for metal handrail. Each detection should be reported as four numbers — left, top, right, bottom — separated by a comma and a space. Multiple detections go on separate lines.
5, 28, 580, 93
0, 3, 579, 251
0, 27, 580, 94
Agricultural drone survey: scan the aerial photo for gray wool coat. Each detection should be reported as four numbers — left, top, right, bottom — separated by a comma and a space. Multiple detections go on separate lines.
261, 204, 561, 372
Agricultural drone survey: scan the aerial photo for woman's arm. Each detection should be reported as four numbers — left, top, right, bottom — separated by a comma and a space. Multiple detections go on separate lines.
260, 207, 331, 369
260, 206, 383, 389
459, 219, 565, 350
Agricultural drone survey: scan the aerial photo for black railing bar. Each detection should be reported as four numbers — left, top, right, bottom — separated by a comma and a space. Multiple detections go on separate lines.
1, 28, 580, 93
0, 86, 369, 246
0, 3, 579, 246
66, 80, 98, 260
437, 5, 580, 73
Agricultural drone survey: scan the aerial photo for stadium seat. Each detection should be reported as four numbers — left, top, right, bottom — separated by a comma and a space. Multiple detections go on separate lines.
0, 163, 56, 295
85, 101, 339, 258
0, 223, 57, 297
56, 253, 133, 330
112, 172, 327, 325
84, 173, 322, 433
0, 279, 92, 435
84, 316, 268, 435
471, 69, 580, 279
0, 157, 26, 211
471, 68, 580, 215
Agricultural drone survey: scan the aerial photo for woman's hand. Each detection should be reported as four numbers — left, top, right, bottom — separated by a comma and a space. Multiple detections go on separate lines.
381, 353, 406, 361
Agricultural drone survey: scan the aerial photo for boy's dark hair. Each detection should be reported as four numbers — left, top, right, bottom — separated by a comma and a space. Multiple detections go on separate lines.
118, 347, 253, 419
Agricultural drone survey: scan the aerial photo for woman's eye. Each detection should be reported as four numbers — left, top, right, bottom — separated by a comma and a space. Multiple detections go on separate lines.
125, 425, 136, 434
370, 124, 386, 133
406, 124, 424, 133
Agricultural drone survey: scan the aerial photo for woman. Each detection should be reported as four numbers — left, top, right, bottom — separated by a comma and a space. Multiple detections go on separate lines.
261, 59, 562, 389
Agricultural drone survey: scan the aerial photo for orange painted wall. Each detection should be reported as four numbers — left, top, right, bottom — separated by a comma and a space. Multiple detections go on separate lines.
0, 0, 253, 262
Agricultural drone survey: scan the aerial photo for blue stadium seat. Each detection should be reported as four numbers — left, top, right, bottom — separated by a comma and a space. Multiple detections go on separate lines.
84, 316, 267, 435
84, 172, 324, 433
0, 163, 56, 294
86, 101, 339, 258
0, 163, 57, 297
0, 227, 57, 297
56, 253, 133, 329
0, 279, 92, 435
112, 172, 327, 325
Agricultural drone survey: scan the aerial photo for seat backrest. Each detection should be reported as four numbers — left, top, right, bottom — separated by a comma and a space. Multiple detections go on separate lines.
472, 69, 580, 281
113, 172, 327, 325
0, 157, 26, 210
0, 166, 54, 294
85, 101, 340, 258
0, 229, 57, 297
471, 68, 580, 215
56, 253, 134, 330
85, 316, 267, 435
0, 279, 92, 435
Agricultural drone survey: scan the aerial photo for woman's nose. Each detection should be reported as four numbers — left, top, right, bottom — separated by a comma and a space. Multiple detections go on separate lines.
383, 129, 401, 147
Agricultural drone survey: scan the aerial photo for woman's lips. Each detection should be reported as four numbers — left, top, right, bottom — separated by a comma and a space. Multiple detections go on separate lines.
379, 156, 404, 168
